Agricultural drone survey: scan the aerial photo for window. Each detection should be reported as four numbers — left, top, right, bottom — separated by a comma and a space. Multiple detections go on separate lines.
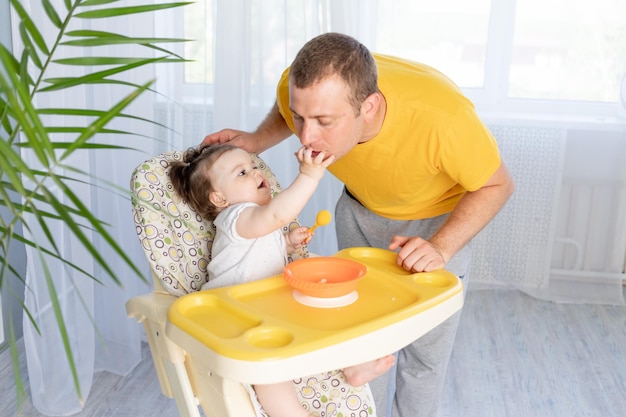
182, 0, 626, 117
374, 0, 625, 113
510, 0, 625, 102
375, 0, 492, 89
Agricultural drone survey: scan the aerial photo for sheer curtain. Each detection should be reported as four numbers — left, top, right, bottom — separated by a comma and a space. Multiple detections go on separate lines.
16, 0, 624, 414
16, 1, 159, 414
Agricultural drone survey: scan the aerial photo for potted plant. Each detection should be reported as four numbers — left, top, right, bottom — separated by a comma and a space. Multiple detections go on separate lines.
0, 0, 190, 409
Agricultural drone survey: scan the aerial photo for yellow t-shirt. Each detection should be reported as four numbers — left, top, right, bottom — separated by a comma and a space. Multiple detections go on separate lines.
276, 54, 501, 220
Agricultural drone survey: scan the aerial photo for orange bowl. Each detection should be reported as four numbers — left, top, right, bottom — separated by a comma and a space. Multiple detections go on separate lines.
283, 257, 367, 298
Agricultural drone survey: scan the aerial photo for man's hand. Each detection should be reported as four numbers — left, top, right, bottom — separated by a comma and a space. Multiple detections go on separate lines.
201, 128, 257, 152
201, 102, 294, 154
389, 235, 446, 272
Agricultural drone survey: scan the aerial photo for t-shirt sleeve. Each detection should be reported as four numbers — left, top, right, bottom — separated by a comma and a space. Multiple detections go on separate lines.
276, 67, 297, 134
437, 104, 502, 192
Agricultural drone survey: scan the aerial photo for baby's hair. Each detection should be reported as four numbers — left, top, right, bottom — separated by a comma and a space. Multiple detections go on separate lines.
169, 143, 239, 221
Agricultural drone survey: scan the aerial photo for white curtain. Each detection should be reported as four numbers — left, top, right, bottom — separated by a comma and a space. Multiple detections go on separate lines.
17, 0, 157, 414
15, 0, 624, 415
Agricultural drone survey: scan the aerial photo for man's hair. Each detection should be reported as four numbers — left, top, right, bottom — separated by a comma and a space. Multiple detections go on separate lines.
169, 143, 238, 221
290, 32, 378, 115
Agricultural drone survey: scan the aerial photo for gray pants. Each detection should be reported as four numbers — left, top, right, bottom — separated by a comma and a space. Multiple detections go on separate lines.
335, 189, 471, 417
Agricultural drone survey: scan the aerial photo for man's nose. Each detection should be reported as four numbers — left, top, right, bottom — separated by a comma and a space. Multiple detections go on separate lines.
299, 121, 316, 146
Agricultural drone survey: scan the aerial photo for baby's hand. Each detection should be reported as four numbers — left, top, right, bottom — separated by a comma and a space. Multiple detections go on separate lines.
285, 226, 312, 252
295, 147, 335, 181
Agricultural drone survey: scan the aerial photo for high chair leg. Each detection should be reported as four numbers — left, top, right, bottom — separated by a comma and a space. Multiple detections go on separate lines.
164, 360, 202, 417
185, 354, 259, 417
127, 293, 203, 417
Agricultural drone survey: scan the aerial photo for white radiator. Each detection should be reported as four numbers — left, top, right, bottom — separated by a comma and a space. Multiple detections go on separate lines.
471, 125, 566, 287
551, 180, 626, 278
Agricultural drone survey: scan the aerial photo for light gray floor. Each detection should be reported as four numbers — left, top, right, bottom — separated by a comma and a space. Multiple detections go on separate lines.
0, 338, 181, 417
439, 289, 626, 417
1, 289, 625, 417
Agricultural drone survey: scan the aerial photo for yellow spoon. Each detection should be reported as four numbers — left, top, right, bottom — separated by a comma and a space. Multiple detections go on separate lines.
308, 210, 332, 234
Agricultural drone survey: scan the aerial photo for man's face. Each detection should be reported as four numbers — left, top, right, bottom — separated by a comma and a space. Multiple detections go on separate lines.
289, 74, 366, 161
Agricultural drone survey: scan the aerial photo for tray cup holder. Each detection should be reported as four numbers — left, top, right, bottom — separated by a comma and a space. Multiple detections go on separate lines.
246, 326, 294, 349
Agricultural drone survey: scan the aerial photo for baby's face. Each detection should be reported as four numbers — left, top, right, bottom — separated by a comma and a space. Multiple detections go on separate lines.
209, 148, 271, 206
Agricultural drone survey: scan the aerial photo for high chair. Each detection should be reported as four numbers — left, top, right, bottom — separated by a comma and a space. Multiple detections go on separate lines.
126, 150, 310, 417
126, 150, 464, 417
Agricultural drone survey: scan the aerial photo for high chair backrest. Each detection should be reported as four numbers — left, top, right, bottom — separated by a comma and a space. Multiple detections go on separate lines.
130, 150, 308, 296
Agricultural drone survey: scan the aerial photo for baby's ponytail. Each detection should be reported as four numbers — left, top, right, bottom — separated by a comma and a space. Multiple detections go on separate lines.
168, 144, 238, 221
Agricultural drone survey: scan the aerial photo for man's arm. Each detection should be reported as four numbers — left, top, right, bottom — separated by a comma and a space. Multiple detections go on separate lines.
252, 102, 295, 152
389, 161, 515, 272
202, 102, 293, 154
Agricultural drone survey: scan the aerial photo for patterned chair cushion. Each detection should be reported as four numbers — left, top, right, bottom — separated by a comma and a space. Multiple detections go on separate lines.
131, 150, 308, 296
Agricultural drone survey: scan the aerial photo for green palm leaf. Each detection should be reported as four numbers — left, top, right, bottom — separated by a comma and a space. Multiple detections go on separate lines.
9, 0, 50, 55
40, 57, 166, 92
75, 2, 193, 18
63, 30, 189, 59
0, 50, 53, 166
42, 0, 63, 29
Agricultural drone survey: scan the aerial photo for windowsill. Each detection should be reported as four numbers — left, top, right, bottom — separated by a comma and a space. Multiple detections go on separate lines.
478, 111, 626, 132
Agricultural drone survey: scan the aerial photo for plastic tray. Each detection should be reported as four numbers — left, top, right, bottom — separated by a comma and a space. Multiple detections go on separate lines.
166, 247, 463, 384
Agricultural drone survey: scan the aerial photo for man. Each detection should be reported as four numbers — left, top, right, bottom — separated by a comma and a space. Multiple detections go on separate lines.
203, 32, 514, 417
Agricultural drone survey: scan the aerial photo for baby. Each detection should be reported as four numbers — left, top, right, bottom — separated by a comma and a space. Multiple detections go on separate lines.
169, 143, 394, 417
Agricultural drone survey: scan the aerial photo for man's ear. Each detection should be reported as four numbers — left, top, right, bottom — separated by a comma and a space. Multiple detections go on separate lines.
361, 91, 381, 122
209, 191, 228, 208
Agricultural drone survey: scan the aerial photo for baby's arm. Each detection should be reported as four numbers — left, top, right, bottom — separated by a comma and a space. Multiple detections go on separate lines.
237, 147, 334, 239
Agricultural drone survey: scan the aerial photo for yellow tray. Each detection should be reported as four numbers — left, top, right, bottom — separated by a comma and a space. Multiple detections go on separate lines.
166, 247, 463, 384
